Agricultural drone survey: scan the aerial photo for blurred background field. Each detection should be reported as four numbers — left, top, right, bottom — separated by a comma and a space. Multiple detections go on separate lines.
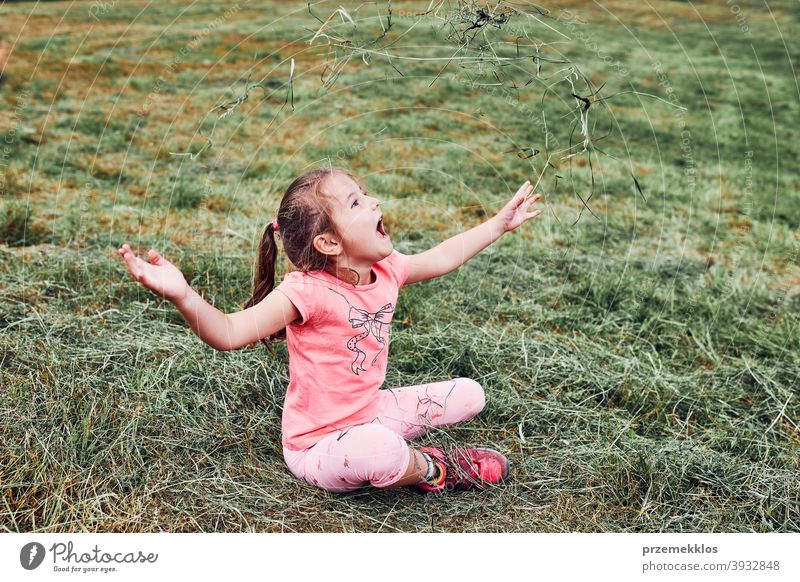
0, 0, 798, 532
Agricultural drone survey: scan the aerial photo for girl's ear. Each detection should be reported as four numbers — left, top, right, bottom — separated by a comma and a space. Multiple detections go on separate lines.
313, 232, 342, 256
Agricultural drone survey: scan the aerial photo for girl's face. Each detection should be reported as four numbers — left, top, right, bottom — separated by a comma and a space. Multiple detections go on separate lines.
320, 172, 393, 263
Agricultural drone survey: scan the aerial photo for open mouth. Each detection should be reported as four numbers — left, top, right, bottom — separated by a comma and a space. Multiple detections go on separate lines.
376, 217, 389, 239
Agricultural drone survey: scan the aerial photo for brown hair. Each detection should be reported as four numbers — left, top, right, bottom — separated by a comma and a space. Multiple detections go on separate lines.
243, 165, 371, 352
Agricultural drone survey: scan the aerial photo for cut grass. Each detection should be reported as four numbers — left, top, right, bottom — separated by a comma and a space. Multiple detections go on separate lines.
1, 0, 798, 532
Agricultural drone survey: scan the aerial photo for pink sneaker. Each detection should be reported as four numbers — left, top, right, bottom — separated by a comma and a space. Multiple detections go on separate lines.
416, 446, 510, 493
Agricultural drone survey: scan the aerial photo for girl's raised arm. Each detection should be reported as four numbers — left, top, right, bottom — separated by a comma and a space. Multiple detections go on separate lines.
118, 244, 299, 351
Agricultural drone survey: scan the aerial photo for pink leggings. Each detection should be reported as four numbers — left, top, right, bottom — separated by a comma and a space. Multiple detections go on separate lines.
282, 377, 486, 493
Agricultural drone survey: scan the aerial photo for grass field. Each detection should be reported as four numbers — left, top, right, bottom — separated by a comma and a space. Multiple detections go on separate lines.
1, 0, 798, 532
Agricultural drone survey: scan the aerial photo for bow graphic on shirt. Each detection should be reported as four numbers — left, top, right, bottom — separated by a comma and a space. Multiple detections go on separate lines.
346, 302, 394, 375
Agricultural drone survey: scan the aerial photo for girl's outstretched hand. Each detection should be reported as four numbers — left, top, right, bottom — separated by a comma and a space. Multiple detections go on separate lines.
118, 243, 189, 303
493, 180, 543, 234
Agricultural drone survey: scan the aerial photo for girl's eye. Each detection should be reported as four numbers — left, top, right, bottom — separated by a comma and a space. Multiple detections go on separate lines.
351, 199, 359, 208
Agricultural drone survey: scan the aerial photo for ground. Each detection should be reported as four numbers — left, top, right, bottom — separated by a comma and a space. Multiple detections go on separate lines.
0, 0, 798, 532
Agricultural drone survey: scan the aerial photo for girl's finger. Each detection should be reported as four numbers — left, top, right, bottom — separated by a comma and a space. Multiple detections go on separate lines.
119, 247, 132, 268
122, 250, 142, 279
526, 193, 541, 207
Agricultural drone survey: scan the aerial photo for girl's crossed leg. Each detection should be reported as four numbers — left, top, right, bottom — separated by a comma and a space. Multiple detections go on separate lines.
282, 377, 486, 493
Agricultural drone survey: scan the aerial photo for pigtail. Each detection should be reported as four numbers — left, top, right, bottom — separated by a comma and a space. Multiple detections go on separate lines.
244, 220, 284, 353
242, 165, 349, 353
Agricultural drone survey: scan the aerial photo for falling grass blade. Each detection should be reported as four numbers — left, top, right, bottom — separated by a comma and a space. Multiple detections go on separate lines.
631, 172, 646, 202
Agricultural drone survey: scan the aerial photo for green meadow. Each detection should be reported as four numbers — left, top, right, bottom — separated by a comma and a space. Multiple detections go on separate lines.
1, 0, 798, 532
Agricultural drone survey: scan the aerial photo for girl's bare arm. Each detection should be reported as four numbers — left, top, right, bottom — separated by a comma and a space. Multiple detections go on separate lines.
175, 285, 300, 351
118, 244, 299, 351
405, 181, 543, 285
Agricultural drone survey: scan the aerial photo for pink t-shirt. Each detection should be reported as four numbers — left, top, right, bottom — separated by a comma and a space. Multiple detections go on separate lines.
274, 249, 411, 451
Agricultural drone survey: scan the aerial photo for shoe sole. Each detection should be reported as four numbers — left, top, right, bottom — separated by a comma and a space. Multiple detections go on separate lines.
469, 447, 511, 485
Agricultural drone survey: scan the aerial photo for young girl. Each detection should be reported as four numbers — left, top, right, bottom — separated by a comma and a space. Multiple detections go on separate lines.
118, 166, 542, 493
